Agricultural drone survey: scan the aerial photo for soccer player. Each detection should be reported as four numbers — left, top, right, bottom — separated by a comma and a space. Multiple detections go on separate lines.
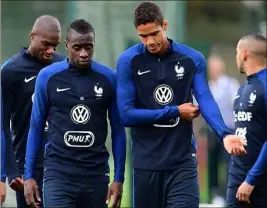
24, 19, 126, 208
226, 33, 267, 208
1, 15, 64, 208
116, 2, 247, 208
1, 93, 6, 204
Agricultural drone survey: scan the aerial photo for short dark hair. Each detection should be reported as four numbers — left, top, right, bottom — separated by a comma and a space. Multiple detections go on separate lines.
240, 32, 266, 42
240, 32, 266, 58
134, 2, 164, 27
66, 19, 95, 41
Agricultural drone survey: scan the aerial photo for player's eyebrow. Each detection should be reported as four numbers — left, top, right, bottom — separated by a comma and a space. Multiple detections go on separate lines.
139, 30, 160, 37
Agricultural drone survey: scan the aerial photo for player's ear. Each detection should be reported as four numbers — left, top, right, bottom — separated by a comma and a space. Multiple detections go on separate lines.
162, 20, 168, 31
243, 49, 248, 61
30, 32, 36, 41
64, 40, 69, 52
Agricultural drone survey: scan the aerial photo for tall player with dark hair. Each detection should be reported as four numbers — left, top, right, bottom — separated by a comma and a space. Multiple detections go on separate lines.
116, 2, 247, 208
24, 19, 126, 208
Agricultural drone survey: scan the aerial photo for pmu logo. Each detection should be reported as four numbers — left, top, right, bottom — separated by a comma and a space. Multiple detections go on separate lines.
153, 84, 174, 105
64, 131, 95, 147
70, 104, 91, 124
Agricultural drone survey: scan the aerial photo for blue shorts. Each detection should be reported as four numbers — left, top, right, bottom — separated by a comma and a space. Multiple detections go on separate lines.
133, 157, 199, 208
227, 174, 267, 208
43, 176, 108, 208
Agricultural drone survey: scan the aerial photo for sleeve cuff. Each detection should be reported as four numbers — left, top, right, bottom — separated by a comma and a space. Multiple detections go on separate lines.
1, 176, 6, 183
114, 172, 124, 183
221, 131, 233, 141
23, 174, 34, 181
245, 172, 257, 186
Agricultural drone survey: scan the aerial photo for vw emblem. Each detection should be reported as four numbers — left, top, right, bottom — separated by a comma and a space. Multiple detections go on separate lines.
154, 84, 173, 105
70, 104, 91, 124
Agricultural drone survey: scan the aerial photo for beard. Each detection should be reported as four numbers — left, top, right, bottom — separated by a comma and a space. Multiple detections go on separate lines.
239, 62, 246, 74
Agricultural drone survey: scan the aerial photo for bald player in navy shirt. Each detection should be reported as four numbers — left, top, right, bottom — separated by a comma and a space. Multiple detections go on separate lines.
1, 15, 64, 208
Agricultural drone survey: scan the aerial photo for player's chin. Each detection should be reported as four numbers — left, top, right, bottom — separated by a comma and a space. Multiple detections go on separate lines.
147, 45, 161, 54
78, 61, 90, 68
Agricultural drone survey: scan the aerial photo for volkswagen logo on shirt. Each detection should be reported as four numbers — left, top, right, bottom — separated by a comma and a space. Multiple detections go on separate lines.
153, 84, 174, 105
70, 104, 91, 124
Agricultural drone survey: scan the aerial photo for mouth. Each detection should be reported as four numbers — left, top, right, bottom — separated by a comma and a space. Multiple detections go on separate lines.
148, 44, 160, 52
78, 60, 90, 64
43, 54, 53, 59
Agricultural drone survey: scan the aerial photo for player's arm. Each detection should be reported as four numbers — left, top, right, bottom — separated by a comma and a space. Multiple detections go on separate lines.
245, 73, 267, 185
192, 53, 232, 140
1, 67, 21, 184
106, 73, 126, 207
1, 91, 6, 183
24, 71, 49, 180
116, 55, 179, 126
245, 142, 267, 186
109, 74, 127, 183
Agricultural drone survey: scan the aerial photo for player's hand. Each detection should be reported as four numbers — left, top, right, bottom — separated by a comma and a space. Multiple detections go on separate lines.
0, 182, 6, 204
106, 182, 123, 208
178, 103, 200, 121
9, 176, 24, 191
236, 181, 254, 203
24, 179, 41, 208
223, 135, 247, 155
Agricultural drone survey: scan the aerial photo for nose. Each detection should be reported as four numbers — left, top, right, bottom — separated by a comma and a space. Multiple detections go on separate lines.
46, 47, 55, 55
146, 36, 155, 46
79, 49, 89, 58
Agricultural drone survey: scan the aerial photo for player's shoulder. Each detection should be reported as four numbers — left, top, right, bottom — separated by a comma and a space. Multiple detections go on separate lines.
38, 59, 69, 82
92, 60, 116, 85
117, 43, 144, 64
256, 68, 267, 83
172, 41, 206, 66
51, 52, 66, 63
255, 68, 267, 94
1, 52, 23, 72
1, 52, 23, 81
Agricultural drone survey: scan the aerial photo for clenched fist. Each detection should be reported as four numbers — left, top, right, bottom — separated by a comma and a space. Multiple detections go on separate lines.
178, 103, 200, 121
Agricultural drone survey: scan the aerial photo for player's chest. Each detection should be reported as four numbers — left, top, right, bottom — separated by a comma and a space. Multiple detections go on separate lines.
132, 55, 196, 89
13, 69, 40, 102
48, 73, 112, 108
233, 84, 265, 123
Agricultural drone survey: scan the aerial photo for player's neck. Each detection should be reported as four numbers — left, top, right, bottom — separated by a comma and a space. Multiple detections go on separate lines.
245, 62, 267, 76
26, 46, 36, 57
158, 39, 170, 56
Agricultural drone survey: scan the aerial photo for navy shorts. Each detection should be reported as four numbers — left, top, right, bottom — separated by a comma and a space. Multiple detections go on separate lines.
227, 173, 267, 208
43, 176, 108, 208
227, 184, 267, 208
133, 158, 199, 208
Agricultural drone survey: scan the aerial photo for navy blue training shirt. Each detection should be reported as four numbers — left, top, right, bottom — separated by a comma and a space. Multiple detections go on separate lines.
116, 39, 232, 170
24, 59, 126, 183
1, 49, 65, 182
230, 68, 267, 187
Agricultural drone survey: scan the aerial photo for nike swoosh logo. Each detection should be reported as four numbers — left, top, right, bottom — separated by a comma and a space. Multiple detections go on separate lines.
57, 87, 70, 92
138, 70, 151, 75
234, 95, 240, 99
24, 76, 37, 83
